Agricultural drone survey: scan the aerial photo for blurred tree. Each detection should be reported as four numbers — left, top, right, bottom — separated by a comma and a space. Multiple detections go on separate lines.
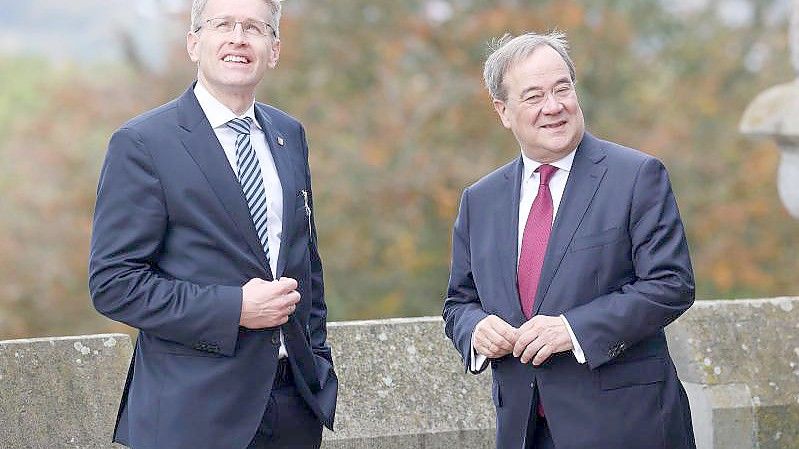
0, 0, 797, 338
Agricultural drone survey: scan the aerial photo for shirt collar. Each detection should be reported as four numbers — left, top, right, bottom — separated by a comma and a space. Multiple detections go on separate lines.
193, 81, 261, 131
521, 148, 577, 182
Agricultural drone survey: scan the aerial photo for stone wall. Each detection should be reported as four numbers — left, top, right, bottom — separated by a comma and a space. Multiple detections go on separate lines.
1, 298, 798, 448
666, 297, 799, 449
0, 334, 133, 449
323, 317, 494, 448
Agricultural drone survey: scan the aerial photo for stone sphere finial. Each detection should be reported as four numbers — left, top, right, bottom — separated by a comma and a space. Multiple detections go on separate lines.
740, 0, 799, 219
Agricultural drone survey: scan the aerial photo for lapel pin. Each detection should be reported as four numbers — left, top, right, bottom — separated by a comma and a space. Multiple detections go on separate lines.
277, 136, 285, 146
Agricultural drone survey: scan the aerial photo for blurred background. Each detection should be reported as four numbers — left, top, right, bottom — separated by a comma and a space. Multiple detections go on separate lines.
1, 0, 797, 339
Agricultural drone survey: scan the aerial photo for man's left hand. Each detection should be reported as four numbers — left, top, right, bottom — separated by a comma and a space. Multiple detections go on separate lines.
513, 315, 573, 365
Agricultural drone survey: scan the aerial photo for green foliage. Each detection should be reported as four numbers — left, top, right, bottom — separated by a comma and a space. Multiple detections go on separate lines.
0, 57, 51, 137
1, 0, 798, 338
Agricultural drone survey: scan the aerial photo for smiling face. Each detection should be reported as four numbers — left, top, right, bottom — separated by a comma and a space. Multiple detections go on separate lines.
186, 0, 280, 100
493, 45, 585, 163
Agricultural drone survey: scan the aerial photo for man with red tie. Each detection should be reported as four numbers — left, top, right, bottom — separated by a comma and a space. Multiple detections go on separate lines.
443, 31, 696, 449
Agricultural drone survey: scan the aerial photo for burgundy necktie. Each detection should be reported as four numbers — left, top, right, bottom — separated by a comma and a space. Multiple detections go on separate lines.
518, 164, 558, 319
518, 164, 557, 418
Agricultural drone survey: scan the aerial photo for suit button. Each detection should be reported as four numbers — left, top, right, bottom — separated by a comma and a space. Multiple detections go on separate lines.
530, 382, 535, 388
271, 334, 280, 345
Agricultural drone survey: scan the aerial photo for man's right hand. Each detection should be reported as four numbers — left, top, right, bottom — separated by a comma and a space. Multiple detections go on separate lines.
473, 315, 519, 359
240, 277, 300, 329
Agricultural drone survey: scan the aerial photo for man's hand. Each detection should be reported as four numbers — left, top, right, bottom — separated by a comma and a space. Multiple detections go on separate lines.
240, 277, 300, 329
513, 315, 573, 365
473, 315, 519, 359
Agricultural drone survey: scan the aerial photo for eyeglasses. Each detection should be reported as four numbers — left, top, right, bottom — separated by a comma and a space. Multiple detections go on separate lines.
519, 81, 575, 108
195, 17, 276, 38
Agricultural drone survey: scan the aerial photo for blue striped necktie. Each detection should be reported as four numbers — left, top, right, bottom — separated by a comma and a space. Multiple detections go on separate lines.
228, 117, 271, 266
229, 118, 320, 393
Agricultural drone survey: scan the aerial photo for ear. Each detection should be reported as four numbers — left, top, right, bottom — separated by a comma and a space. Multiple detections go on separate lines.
187, 32, 200, 63
492, 99, 512, 129
267, 38, 281, 69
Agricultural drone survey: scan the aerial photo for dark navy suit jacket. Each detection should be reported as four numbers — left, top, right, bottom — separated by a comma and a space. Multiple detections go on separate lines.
443, 133, 696, 449
89, 85, 337, 449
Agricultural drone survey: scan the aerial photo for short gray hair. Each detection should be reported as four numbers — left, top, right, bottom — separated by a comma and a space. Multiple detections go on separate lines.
190, 0, 283, 37
483, 31, 576, 102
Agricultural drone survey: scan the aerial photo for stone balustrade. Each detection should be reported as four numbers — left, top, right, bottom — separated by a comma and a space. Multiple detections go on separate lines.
1, 297, 798, 449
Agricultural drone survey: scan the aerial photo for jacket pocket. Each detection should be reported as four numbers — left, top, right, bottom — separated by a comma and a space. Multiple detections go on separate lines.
570, 227, 623, 252
599, 357, 665, 390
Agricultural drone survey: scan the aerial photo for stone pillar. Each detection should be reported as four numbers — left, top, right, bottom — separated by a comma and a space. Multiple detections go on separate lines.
740, 0, 799, 219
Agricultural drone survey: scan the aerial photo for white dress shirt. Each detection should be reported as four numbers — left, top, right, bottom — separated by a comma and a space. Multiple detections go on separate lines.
470, 150, 586, 372
193, 82, 287, 357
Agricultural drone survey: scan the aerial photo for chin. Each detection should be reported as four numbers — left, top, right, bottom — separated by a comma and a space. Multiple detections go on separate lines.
219, 76, 259, 88
543, 137, 573, 150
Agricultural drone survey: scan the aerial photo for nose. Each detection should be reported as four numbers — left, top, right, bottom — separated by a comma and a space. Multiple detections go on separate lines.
229, 22, 247, 44
541, 93, 563, 114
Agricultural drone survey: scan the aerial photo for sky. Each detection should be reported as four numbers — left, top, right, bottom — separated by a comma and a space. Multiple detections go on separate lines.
0, 0, 185, 68
0, 0, 792, 68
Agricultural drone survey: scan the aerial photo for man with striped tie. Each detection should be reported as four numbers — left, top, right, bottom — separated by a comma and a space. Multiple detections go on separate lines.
89, 0, 336, 448
443, 32, 695, 449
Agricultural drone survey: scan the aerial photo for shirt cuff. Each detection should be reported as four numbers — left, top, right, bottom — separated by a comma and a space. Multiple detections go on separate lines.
560, 314, 586, 364
278, 329, 287, 359
470, 329, 489, 373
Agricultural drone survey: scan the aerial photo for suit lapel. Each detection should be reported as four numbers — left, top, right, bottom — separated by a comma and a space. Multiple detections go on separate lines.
499, 157, 527, 326
533, 133, 607, 315
176, 86, 272, 277
255, 105, 295, 279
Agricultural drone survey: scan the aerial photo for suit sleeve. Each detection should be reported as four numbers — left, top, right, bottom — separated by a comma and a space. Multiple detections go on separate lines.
89, 127, 242, 356
443, 188, 490, 374
300, 124, 332, 364
563, 157, 695, 369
